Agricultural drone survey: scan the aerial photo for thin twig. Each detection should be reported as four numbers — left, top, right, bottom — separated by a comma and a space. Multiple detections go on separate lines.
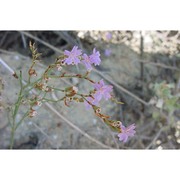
145, 127, 168, 149
20, 31, 64, 54
31, 121, 58, 149
99, 119, 120, 149
0, 48, 31, 60
0, 31, 8, 46
53, 31, 78, 46
133, 59, 180, 71
140, 31, 144, 112
145, 129, 162, 149
20, 32, 27, 49
0, 57, 14, 73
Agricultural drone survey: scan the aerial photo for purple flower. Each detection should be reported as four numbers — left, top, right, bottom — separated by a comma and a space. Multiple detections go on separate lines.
84, 96, 99, 109
118, 124, 136, 143
89, 48, 101, 66
93, 79, 113, 101
105, 32, 112, 40
81, 54, 93, 71
64, 46, 82, 65
104, 49, 111, 57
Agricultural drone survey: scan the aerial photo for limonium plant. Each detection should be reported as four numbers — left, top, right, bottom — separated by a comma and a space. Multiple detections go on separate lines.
10, 42, 136, 148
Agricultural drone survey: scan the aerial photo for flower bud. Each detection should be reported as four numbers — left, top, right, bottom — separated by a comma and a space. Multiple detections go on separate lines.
92, 105, 101, 113
112, 121, 122, 128
65, 86, 78, 97
32, 100, 42, 110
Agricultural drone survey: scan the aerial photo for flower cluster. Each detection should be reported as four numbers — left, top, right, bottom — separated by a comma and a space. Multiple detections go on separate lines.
63, 46, 136, 143
93, 79, 113, 101
84, 79, 113, 109
64, 46, 101, 72
64, 46, 82, 65
11, 44, 136, 150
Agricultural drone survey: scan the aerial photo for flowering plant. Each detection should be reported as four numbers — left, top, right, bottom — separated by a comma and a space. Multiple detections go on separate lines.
9, 42, 136, 148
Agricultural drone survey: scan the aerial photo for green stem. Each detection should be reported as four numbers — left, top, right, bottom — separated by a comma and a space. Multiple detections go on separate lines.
15, 111, 29, 130
10, 123, 16, 149
23, 77, 42, 91
10, 71, 23, 149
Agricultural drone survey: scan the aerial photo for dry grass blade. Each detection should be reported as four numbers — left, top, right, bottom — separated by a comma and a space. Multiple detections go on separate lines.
145, 128, 163, 149
145, 126, 169, 149
20, 31, 64, 54
134, 59, 180, 71
31, 121, 59, 149
0, 48, 30, 60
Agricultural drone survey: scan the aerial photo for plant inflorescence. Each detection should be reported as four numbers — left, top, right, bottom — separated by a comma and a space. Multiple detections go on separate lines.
9, 42, 136, 148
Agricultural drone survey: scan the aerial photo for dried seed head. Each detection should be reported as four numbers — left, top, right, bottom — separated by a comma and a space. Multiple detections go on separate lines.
72, 86, 78, 93
65, 86, 78, 97
92, 105, 101, 114
35, 101, 42, 107
29, 108, 37, 118
28, 68, 37, 76
12, 72, 18, 79
61, 59, 65, 66
21, 99, 27, 104
96, 107, 101, 113
112, 121, 122, 128
32, 100, 42, 110
56, 64, 62, 71
43, 76, 51, 81
41, 83, 48, 91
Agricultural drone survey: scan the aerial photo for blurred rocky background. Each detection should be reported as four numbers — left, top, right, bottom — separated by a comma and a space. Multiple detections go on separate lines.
0, 31, 179, 149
